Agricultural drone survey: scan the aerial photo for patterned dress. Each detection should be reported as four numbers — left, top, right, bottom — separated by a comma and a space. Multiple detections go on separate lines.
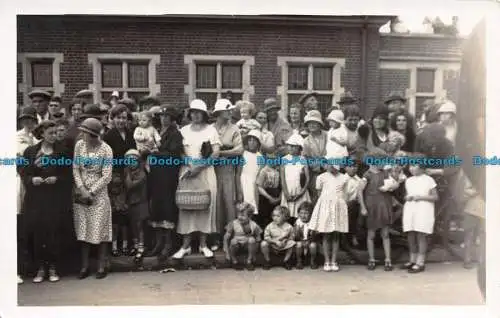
309, 172, 349, 233
73, 140, 113, 244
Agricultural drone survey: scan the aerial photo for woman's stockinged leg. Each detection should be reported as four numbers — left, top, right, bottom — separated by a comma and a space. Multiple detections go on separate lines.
416, 232, 428, 266
322, 233, 332, 264
331, 232, 340, 264
97, 243, 108, 272
81, 242, 90, 271
407, 231, 418, 264
367, 229, 376, 262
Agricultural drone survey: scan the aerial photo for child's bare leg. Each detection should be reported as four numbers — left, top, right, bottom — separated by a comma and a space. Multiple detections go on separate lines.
416, 232, 428, 266
309, 242, 318, 268
137, 221, 145, 252
295, 242, 304, 268
112, 224, 119, 254
283, 246, 293, 263
381, 227, 391, 262
121, 225, 128, 253
331, 232, 340, 265
406, 231, 418, 266
366, 229, 376, 262
229, 239, 239, 265
247, 238, 257, 264
322, 233, 332, 265
261, 241, 271, 262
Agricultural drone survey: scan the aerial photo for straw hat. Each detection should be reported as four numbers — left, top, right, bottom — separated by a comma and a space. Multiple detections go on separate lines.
212, 99, 235, 113
437, 100, 457, 114
303, 110, 324, 126
245, 129, 262, 144
75, 89, 94, 98
327, 109, 345, 124
189, 99, 208, 114
78, 118, 103, 137
125, 149, 141, 158
286, 133, 304, 148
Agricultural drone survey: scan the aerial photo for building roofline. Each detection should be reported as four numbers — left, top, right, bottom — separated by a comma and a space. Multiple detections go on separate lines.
380, 32, 467, 40
17, 14, 394, 27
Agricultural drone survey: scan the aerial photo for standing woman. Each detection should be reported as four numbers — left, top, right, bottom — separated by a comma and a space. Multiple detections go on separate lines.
148, 105, 184, 260
73, 118, 113, 279
288, 103, 308, 138
302, 110, 328, 204
20, 120, 71, 283
212, 99, 243, 250
172, 99, 221, 259
389, 109, 416, 153
255, 110, 275, 155
103, 104, 136, 256
358, 106, 391, 155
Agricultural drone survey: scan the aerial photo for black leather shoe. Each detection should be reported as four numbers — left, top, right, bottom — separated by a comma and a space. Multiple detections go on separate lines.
78, 268, 89, 280
95, 269, 108, 279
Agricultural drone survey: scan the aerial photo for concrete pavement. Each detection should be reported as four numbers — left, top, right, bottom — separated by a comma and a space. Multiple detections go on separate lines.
18, 262, 484, 306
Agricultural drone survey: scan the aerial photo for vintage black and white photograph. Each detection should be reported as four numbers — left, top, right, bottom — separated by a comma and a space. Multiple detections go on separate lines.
5, 0, 497, 312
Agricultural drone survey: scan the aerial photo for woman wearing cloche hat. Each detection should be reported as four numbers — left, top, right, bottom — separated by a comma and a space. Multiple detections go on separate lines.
302, 110, 328, 204
172, 99, 221, 260
73, 117, 114, 279
211, 99, 243, 250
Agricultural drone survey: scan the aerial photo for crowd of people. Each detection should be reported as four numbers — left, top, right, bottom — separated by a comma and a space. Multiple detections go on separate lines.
16, 88, 485, 285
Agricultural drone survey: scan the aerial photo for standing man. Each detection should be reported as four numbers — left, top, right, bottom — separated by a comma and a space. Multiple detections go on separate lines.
336, 91, 357, 112
48, 96, 65, 119
28, 89, 51, 123
75, 89, 94, 106
384, 91, 415, 129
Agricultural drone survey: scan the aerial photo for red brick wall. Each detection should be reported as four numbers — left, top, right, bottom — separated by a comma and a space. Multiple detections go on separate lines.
379, 34, 463, 58
379, 69, 411, 106
17, 17, 374, 114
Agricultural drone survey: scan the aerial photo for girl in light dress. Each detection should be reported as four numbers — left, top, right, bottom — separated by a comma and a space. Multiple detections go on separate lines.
326, 109, 348, 160
402, 155, 438, 274
240, 129, 263, 214
309, 160, 349, 272
280, 133, 311, 223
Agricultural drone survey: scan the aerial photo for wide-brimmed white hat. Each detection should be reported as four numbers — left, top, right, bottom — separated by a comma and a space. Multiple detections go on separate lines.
245, 129, 262, 143
189, 99, 208, 113
304, 110, 324, 126
212, 98, 235, 113
437, 100, 456, 114
327, 109, 345, 124
286, 133, 304, 148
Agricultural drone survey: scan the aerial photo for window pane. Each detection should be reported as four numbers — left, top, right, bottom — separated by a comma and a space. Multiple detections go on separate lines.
127, 92, 150, 107
313, 66, 333, 90
101, 91, 112, 101
416, 68, 436, 93
288, 66, 308, 90
128, 63, 149, 88
31, 62, 53, 87
316, 95, 333, 118
102, 63, 123, 88
196, 64, 217, 89
415, 96, 435, 119
287, 94, 303, 107
222, 65, 242, 89
195, 93, 218, 110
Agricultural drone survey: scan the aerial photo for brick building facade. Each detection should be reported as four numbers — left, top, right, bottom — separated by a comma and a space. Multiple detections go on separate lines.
17, 15, 463, 118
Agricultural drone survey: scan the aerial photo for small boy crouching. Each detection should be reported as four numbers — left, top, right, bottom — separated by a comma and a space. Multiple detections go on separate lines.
223, 202, 263, 271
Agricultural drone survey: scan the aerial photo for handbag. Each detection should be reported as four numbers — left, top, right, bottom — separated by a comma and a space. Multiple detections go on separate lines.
200, 141, 213, 158
175, 171, 211, 211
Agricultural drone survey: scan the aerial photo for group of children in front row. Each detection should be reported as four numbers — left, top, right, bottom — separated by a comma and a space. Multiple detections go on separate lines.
233, 126, 438, 274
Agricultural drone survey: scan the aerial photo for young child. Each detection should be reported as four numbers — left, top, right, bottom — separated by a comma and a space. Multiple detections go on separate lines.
294, 202, 318, 269
380, 130, 406, 157
223, 202, 263, 271
359, 149, 398, 271
55, 118, 70, 142
124, 149, 149, 264
280, 133, 311, 223
110, 172, 129, 256
261, 206, 296, 270
326, 109, 348, 160
133, 111, 161, 155
309, 161, 349, 272
256, 158, 281, 230
402, 155, 438, 273
236, 101, 260, 131
345, 159, 363, 247
240, 129, 263, 214
239, 119, 261, 139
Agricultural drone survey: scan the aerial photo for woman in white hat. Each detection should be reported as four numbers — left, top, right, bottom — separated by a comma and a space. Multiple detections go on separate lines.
280, 133, 311, 223
211, 98, 243, 251
173, 99, 221, 260
437, 100, 458, 146
302, 110, 328, 204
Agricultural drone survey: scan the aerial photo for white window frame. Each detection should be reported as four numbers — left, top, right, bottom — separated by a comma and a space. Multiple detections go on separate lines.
88, 53, 161, 103
379, 60, 460, 116
18, 53, 65, 105
277, 57, 345, 115
184, 55, 255, 104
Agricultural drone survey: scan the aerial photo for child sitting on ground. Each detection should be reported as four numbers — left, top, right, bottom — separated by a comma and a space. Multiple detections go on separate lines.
294, 202, 318, 269
261, 206, 296, 270
223, 202, 263, 271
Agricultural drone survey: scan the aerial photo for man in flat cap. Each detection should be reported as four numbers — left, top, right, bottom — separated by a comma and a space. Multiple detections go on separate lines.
48, 96, 65, 119
75, 89, 94, 106
28, 89, 51, 123
384, 91, 416, 130
264, 97, 293, 156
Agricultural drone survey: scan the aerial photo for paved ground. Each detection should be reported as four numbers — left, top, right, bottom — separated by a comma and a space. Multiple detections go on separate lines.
18, 262, 483, 306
